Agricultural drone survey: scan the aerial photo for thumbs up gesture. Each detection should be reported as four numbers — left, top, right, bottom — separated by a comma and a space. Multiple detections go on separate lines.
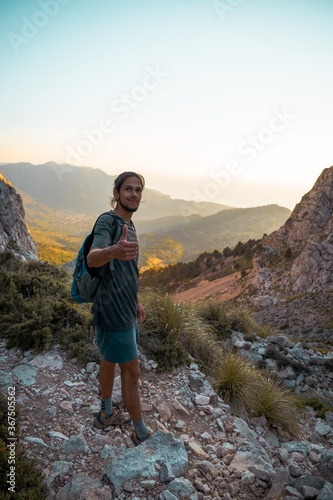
114, 224, 138, 261
119, 223, 128, 241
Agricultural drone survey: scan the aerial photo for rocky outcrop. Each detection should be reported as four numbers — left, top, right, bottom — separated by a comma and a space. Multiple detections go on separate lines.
0, 173, 37, 260
288, 234, 333, 293
248, 167, 333, 343
252, 166, 333, 294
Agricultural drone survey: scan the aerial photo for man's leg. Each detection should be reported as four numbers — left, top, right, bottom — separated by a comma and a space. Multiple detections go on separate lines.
120, 357, 150, 442
99, 357, 115, 400
99, 357, 115, 417
94, 357, 130, 428
119, 357, 141, 420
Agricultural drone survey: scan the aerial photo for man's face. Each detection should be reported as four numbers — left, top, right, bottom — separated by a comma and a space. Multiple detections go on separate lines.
115, 176, 143, 213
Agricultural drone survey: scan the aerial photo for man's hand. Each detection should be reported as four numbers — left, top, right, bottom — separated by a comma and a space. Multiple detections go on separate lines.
137, 302, 145, 323
113, 224, 138, 261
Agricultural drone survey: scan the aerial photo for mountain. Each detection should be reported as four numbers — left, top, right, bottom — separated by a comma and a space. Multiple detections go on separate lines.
0, 162, 229, 220
252, 165, 333, 294
0, 173, 37, 260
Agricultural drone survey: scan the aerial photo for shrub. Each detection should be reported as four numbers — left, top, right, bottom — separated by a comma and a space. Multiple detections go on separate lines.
197, 301, 272, 340
154, 341, 189, 372
140, 289, 300, 435
0, 252, 93, 362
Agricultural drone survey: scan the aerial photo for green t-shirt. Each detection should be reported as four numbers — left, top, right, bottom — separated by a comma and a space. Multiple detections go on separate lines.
90, 211, 139, 331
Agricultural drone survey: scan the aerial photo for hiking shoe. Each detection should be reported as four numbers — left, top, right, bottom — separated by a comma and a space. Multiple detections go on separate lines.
93, 411, 131, 429
131, 430, 152, 447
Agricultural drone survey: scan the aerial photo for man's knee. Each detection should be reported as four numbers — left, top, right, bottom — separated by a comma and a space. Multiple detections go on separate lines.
121, 360, 140, 385
128, 364, 141, 384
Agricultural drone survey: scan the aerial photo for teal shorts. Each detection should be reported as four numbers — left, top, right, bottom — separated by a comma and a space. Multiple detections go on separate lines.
95, 324, 139, 364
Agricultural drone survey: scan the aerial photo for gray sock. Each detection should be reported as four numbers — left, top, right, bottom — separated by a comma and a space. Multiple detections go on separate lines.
133, 419, 149, 440
101, 397, 112, 418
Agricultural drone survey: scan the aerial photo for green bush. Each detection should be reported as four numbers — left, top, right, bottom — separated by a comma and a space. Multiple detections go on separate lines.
154, 341, 190, 372
0, 252, 93, 361
213, 351, 256, 406
141, 289, 300, 436
248, 376, 300, 436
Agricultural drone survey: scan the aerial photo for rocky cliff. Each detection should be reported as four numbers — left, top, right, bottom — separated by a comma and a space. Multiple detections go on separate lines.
0, 173, 37, 260
252, 166, 333, 294
249, 166, 333, 345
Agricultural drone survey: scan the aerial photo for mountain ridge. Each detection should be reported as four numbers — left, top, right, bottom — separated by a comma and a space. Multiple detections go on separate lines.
0, 162, 291, 266
0, 162, 230, 220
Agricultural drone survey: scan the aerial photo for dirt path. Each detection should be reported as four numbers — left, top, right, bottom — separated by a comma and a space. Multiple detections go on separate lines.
173, 272, 243, 303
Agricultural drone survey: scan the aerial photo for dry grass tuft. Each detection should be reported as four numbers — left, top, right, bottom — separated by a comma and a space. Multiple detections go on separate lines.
212, 351, 257, 404
248, 376, 300, 436
140, 290, 300, 436
212, 352, 300, 436
197, 300, 273, 339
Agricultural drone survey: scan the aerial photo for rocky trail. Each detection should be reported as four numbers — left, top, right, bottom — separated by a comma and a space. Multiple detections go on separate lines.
1, 336, 333, 500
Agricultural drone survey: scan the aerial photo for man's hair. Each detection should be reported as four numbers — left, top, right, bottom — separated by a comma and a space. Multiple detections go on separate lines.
111, 171, 145, 208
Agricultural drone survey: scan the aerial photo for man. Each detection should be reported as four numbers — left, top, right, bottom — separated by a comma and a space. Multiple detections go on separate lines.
87, 171, 150, 446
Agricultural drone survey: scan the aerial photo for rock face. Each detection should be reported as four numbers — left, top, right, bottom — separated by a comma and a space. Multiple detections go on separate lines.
249, 166, 333, 344
253, 166, 333, 294
0, 173, 37, 260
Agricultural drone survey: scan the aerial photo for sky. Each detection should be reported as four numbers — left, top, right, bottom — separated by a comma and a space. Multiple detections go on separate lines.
1, 0, 332, 210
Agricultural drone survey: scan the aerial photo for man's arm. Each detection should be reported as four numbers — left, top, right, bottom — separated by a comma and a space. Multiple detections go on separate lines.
87, 246, 116, 268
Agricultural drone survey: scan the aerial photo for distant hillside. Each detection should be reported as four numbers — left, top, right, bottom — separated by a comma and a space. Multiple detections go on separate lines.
0, 162, 229, 220
140, 238, 259, 292
139, 204, 291, 262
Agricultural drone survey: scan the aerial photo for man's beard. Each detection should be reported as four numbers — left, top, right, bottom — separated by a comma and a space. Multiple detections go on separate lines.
119, 198, 139, 213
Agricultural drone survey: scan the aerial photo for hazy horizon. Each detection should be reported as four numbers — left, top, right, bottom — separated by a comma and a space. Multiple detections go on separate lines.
0, 158, 311, 212
1, 0, 332, 211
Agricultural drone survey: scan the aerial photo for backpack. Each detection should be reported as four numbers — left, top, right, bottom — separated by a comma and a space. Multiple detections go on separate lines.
70, 211, 122, 303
